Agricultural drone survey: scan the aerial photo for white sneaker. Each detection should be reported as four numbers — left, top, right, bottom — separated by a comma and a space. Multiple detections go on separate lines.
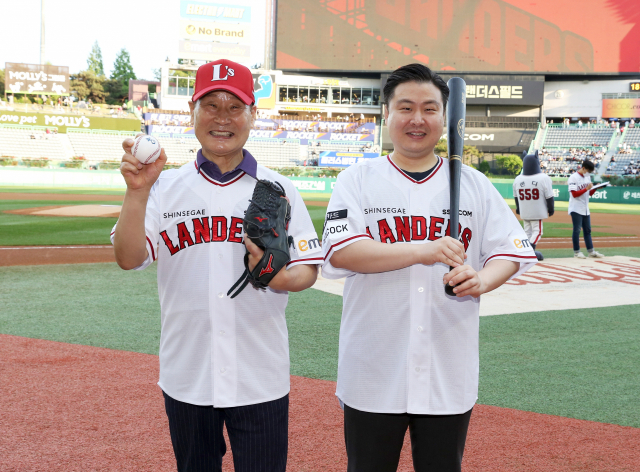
574, 252, 587, 259
588, 251, 605, 258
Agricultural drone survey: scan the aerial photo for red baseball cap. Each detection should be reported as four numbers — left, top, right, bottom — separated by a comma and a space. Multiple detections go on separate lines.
192, 59, 255, 105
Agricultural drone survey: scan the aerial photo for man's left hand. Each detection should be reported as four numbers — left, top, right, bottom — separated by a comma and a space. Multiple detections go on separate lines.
443, 265, 485, 298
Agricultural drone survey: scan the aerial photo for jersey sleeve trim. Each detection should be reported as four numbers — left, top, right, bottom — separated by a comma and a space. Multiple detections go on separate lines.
287, 256, 323, 267
483, 253, 538, 267
324, 233, 373, 261
146, 236, 156, 261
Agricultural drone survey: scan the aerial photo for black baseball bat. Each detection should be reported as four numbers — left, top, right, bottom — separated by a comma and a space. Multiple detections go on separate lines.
444, 77, 466, 297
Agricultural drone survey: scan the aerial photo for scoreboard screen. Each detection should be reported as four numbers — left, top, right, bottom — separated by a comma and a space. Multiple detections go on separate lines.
276, 0, 640, 73
631, 83, 640, 92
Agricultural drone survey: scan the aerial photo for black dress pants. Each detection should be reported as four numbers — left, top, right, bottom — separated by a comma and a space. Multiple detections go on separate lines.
344, 403, 473, 472
163, 391, 288, 472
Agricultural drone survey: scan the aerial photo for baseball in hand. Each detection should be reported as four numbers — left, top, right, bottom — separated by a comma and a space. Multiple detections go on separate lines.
132, 135, 162, 165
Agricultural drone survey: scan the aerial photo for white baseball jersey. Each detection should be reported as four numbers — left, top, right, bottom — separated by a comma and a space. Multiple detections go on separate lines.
322, 155, 537, 415
567, 171, 592, 215
513, 173, 554, 220
111, 161, 322, 407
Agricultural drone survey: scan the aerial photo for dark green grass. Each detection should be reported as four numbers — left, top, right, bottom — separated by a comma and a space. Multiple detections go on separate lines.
0, 200, 118, 246
0, 262, 638, 427
540, 246, 640, 259
0, 263, 161, 354
0, 200, 326, 247
479, 306, 640, 428
306, 206, 328, 238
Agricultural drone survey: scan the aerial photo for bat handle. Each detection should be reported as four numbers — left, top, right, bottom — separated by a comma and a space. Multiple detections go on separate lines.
444, 267, 457, 296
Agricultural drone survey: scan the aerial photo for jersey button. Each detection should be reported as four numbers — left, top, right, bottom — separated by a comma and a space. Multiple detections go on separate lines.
218, 292, 224, 298
415, 367, 420, 372
417, 326, 423, 332
220, 368, 226, 374
219, 330, 225, 335
418, 287, 424, 292
218, 254, 223, 260
216, 189, 222, 194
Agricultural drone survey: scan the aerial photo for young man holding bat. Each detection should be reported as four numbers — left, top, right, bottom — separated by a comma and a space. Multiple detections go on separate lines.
321, 63, 537, 472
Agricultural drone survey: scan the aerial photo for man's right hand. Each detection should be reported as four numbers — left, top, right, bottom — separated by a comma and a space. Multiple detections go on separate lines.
586, 183, 594, 190
120, 136, 168, 192
418, 236, 466, 267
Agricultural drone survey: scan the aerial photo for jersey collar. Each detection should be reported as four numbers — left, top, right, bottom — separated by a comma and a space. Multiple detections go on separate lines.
387, 154, 443, 184
195, 148, 258, 186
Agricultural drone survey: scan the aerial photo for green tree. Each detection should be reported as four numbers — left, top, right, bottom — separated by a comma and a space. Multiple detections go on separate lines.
0, 68, 4, 96
435, 139, 484, 166
103, 78, 128, 104
108, 48, 137, 104
86, 41, 105, 77
495, 154, 523, 175
70, 70, 107, 103
476, 160, 491, 175
110, 48, 137, 82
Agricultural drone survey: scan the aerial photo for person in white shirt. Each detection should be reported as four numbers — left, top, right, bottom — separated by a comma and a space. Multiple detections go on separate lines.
112, 59, 321, 472
567, 159, 604, 258
321, 63, 536, 472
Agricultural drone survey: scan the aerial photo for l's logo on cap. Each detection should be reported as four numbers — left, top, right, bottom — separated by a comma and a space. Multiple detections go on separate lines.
211, 64, 235, 82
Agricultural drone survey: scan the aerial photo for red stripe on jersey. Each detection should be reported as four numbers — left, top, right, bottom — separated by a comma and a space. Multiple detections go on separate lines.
386, 155, 443, 184
324, 234, 373, 261
483, 253, 538, 267
533, 221, 542, 244
147, 236, 156, 261
194, 161, 246, 186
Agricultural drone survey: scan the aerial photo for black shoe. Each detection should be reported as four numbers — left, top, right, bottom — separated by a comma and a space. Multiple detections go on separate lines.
535, 251, 544, 261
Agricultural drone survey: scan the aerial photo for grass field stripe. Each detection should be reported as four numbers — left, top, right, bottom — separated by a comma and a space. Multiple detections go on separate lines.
0, 246, 114, 249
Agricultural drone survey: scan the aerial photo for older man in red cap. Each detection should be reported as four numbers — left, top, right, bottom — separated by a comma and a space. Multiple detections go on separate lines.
112, 59, 321, 472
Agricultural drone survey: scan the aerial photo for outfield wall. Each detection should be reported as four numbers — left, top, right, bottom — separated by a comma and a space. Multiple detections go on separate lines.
1, 167, 639, 204
492, 183, 640, 204
0, 111, 141, 133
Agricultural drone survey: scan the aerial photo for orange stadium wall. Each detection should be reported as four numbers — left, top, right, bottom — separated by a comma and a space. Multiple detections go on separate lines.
276, 0, 640, 73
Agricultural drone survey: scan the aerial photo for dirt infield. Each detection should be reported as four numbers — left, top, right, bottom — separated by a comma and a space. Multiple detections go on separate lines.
1, 335, 637, 472
0, 246, 116, 266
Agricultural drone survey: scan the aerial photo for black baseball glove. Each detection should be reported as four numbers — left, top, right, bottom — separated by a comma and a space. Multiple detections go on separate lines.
227, 179, 294, 298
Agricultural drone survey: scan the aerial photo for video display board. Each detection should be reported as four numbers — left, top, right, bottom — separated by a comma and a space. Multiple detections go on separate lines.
276, 0, 640, 73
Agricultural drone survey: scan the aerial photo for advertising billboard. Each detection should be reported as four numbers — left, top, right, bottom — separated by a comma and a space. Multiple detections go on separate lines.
5, 63, 70, 96
0, 110, 140, 133
276, 0, 640, 73
602, 99, 640, 119
178, 1, 252, 62
179, 19, 251, 43
180, 0, 251, 23
178, 40, 251, 62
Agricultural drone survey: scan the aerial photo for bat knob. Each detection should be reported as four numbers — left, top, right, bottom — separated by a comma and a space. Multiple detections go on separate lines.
444, 283, 456, 297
